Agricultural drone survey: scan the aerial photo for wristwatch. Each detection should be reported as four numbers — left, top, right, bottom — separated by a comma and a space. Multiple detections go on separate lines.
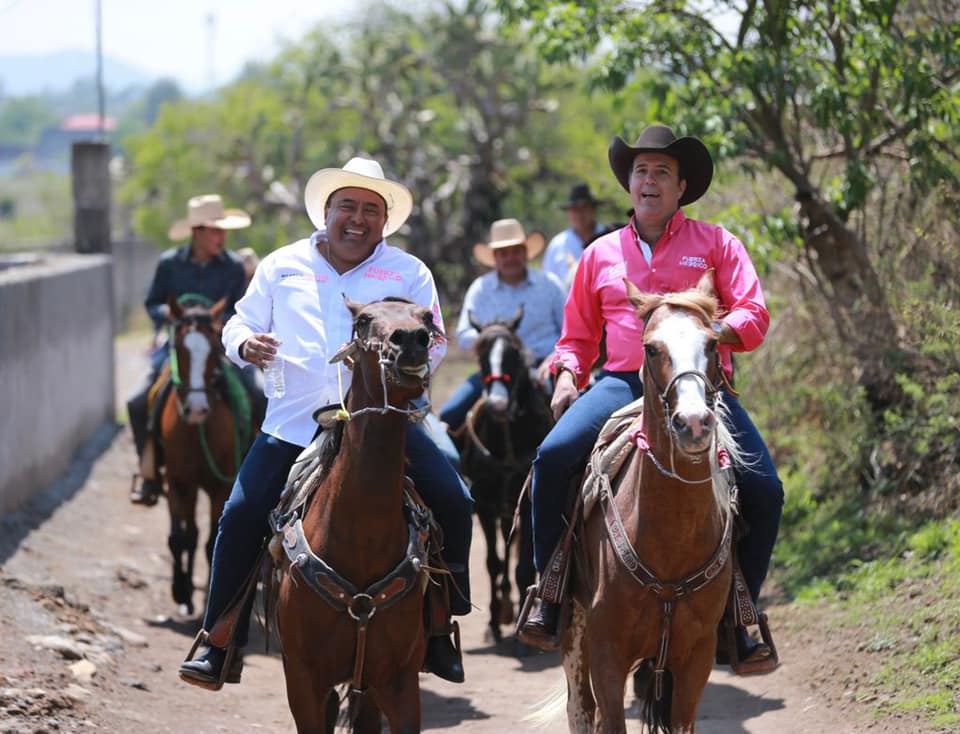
711, 320, 723, 339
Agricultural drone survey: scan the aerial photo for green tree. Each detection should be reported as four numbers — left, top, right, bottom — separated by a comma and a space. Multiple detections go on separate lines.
499, 0, 960, 417
0, 96, 57, 147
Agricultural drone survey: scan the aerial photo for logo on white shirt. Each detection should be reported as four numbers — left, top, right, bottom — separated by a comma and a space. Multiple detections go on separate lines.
680, 255, 708, 270
364, 266, 403, 282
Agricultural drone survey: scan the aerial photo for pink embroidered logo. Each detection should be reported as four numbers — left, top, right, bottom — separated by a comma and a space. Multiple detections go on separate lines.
680, 255, 708, 269
364, 266, 402, 282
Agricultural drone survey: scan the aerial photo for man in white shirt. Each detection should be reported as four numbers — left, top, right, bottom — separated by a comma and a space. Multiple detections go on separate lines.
179, 157, 473, 688
542, 183, 606, 290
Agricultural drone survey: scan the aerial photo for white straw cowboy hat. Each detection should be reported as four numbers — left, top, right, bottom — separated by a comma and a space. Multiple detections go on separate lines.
304, 157, 413, 237
168, 194, 251, 241
472, 218, 546, 268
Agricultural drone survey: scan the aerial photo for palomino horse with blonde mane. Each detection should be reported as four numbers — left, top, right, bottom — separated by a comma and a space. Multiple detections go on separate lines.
161, 296, 253, 616
558, 272, 742, 733
276, 297, 444, 734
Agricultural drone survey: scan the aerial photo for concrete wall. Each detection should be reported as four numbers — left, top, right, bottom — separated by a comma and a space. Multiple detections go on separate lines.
0, 254, 115, 514
112, 237, 159, 329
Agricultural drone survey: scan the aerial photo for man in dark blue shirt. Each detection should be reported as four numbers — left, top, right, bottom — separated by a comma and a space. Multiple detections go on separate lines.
128, 194, 251, 505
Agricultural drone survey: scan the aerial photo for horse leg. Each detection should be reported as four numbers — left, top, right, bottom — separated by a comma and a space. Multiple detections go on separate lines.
349, 692, 383, 734
586, 629, 630, 734
372, 668, 421, 734
498, 508, 514, 625
166, 479, 199, 615
477, 495, 504, 642
562, 601, 596, 734
282, 660, 335, 734
668, 638, 716, 733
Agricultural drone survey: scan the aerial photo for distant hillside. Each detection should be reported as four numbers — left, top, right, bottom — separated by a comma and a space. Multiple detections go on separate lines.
0, 50, 154, 95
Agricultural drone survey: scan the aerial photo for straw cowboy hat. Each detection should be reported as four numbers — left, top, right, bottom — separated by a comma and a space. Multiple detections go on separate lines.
608, 124, 714, 206
168, 194, 251, 241
303, 157, 413, 237
472, 218, 546, 268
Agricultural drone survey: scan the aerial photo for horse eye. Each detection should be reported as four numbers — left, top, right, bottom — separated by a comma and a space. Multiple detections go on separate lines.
355, 314, 371, 330
644, 343, 659, 359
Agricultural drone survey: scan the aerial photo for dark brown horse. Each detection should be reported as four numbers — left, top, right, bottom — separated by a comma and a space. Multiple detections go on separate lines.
276, 297, 443, 734
460, 308, 552, 648
161, 297, 253, 616
557, 273, 742, 733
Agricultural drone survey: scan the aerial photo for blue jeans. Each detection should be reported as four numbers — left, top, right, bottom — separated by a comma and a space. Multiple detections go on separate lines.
530, 371, 783, 603
438, 371, 483, 431
201, 423, 474, 646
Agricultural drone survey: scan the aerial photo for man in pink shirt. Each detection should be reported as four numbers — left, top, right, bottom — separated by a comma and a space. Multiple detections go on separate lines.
519, 125, 783, 672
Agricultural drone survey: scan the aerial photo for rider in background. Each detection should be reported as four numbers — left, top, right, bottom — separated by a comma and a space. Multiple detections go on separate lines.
178, 157, 473, 689
519, 125, 784, 673
542, 183, 607, 291
127, 194, 251, 506
438, 218, 566, 434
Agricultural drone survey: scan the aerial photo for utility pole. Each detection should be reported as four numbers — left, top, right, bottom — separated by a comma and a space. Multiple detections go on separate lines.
206, 13, 217, 90
95, 0, 105, 137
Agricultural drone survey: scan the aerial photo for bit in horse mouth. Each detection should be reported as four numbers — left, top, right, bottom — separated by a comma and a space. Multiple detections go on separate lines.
398, 364, 429, 378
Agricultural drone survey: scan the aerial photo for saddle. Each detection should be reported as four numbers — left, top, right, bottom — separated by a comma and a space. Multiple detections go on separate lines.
517, 398, 779, 676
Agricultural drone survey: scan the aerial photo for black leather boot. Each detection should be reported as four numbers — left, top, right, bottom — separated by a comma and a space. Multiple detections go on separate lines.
130, 477, 162, 506
179, 646, 243, 689
422, 630, 465, 683
517, 599, 560, 651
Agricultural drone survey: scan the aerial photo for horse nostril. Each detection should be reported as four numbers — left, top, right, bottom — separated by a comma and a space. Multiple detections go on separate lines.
389, 329, 404, 346
671, 414, 687, 434
702, 412, 715, 432
415, 328, 430, 348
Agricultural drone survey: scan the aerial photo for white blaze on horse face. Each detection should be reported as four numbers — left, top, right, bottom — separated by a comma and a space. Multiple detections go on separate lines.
485, 337, 510, 414
652, 311, 715, 449
183, 330, 211, 422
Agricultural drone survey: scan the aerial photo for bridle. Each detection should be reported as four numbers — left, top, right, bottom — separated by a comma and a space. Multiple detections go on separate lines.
641, 311, 726, 485
332, 323, 443, 424
168, 313, 223, 417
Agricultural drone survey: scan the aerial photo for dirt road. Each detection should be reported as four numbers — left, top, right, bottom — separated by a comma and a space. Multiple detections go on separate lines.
0, 338, 911, 733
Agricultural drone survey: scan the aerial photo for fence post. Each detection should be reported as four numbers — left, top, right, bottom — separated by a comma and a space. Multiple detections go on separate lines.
71, 141, 112, 255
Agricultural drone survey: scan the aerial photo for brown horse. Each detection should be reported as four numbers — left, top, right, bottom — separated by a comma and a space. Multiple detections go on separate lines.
276, 297, 443, 734
161, 297, 251, 615
559, 273, 741, 733
460, 308, 551, 648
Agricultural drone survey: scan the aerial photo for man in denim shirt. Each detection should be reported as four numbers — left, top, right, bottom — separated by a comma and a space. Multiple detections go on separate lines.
439, 218, 566, 433
127, 194, 250, 505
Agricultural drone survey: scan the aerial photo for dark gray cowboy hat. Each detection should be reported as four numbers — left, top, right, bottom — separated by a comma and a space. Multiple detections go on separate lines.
559, 183, 602, 209
608, 124, 714, 206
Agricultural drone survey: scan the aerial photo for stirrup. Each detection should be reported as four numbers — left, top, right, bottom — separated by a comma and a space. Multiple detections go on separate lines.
720, 614, 779, 675
179, 629, 239, 692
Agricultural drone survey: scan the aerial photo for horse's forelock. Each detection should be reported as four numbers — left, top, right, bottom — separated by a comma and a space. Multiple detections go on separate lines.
644, 289, 718, 330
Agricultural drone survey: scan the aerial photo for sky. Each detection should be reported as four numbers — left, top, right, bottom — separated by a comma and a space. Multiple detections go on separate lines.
0, 0, 354, 92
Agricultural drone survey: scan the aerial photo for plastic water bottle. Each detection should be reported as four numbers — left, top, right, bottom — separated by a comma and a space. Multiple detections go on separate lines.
263, 340, 285, 399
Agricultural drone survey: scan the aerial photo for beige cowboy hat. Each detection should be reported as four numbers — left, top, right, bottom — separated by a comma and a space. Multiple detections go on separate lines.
303, 157, 413, 237
472, 218, 546, 268
168, 194, 251, 241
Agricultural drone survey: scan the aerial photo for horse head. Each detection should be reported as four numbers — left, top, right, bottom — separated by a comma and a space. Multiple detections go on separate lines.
625, 270, 723, 456
330, 296, 443, 409
167, 295, 227, 425
470, 306, 527, 421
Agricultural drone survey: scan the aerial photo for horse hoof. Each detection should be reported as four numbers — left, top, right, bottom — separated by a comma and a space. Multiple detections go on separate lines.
489, 624, 503, 644
498, 603, 515, 626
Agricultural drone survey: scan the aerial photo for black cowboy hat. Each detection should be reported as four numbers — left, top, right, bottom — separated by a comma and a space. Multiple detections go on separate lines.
608, 124, 714, 206
559, 182, 602, 209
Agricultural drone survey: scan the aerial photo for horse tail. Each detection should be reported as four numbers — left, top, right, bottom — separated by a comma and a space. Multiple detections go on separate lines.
523, 675, 567, 728
634, 660, 674, 733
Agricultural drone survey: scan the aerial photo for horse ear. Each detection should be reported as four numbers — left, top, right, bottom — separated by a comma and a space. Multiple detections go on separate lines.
468, 310, 483, 333
508, 305, 523, 333
210, 298, 227, 321
623, 278, 657, 319
168, 295, 182, 321
342, 293, 365, 318
329, 340, 359, 364
696, 268, 717, 298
